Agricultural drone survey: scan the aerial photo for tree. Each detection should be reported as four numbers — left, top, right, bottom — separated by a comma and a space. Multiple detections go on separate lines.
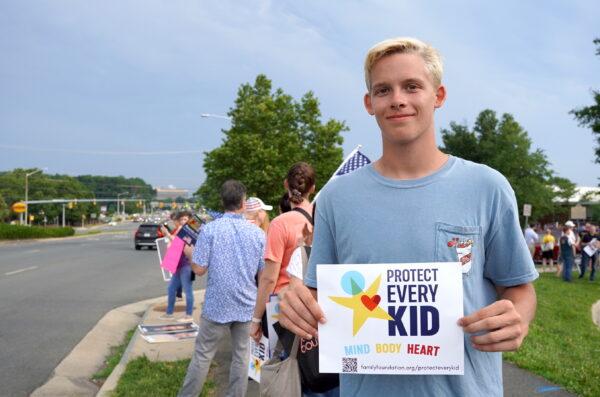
0, 194, 9, 222
197, 75, 346, 209
571, 38, 600, 164
0, 169, 156, 224
76, 175, 155, 213
441, 109, 576, 221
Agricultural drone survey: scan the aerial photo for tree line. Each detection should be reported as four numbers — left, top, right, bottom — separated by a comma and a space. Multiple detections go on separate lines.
0, 171, 155, 224
196, 67, 596, 222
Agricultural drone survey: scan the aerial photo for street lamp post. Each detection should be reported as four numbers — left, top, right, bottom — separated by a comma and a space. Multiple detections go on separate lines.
25, 168, 46, 226
116, 192, 127, 217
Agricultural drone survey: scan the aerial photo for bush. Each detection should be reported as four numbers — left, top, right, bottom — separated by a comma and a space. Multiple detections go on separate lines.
0, 224, 75, 239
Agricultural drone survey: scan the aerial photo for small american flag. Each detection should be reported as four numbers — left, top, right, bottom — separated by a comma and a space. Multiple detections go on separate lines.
313, 146, 371, 202
334, 149, 371, 177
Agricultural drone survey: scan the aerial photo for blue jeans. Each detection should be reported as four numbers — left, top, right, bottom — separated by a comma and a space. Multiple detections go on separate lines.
580, 251, 597, 280
561, 254, 574, 282
167, 264, 194, 315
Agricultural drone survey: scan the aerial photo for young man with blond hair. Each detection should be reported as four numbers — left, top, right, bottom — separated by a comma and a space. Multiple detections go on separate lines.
278, 37, 537, 396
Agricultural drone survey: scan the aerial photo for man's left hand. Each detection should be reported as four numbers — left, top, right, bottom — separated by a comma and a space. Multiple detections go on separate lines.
458, 299, 527, 352
250, 322, 262, 343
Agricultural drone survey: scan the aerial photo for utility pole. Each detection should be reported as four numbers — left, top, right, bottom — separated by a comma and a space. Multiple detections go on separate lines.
62, 204, 66, 227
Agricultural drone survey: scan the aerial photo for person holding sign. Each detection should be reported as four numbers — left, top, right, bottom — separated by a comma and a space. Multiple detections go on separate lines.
278, 37, 537, 397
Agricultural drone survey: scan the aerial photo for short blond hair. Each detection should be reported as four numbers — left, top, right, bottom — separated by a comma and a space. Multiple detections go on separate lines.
364, 37, 443, 90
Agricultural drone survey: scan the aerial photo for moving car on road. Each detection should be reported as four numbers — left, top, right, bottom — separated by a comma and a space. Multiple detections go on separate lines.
134, 223, 164, 250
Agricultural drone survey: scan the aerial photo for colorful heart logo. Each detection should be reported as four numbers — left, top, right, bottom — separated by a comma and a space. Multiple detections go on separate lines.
360, 294, 381, 311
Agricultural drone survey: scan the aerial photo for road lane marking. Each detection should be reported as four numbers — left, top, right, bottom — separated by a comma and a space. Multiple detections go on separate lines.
23, 249, 41, 254
5, 266, 38, 276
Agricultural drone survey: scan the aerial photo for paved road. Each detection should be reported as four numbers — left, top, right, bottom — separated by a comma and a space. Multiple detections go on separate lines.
0, 223, 204, 397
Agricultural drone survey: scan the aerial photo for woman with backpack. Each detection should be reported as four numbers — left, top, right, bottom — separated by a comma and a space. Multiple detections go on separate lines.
250, 162, 315, 342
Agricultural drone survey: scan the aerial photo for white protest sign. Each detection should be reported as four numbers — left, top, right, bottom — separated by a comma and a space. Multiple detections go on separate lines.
317, 262, 464, 375
584, 238, 598, 257
265, 294, 280, 358
248, 335, 269, 382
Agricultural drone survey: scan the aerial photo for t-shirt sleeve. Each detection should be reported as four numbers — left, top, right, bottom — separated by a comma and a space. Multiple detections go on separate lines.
287, 247, 303, 280
264, 220, 286, 264
483, 186, 538, 286
305, 208, 338, 289
193, 227, 210, 268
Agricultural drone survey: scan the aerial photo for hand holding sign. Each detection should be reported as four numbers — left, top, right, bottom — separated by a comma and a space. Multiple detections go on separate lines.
279, 280, 326, 340
458, 284, 534, 352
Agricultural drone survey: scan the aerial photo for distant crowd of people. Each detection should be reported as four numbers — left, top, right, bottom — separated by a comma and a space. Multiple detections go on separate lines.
523, 221, 598, 282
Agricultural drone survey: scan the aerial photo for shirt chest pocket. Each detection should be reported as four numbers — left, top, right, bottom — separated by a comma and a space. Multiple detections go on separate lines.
434, 222, 482, 277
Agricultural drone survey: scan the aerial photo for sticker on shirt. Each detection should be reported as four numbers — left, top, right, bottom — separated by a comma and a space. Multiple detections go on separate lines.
447, 237, 474, 273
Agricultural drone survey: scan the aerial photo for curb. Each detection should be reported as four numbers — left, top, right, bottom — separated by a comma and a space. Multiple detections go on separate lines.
97, 289, 206, 396
95, 302, 155, 397
30, 296, 167, 397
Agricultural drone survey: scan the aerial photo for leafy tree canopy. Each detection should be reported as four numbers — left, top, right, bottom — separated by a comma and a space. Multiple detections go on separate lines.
0, 169, 155, 224
197, 74, 347, 209
571, 38, 600, 164
441, 109, 576, 221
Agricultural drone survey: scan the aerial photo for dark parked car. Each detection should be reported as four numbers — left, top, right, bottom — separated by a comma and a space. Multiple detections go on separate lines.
134, 223, 164, 250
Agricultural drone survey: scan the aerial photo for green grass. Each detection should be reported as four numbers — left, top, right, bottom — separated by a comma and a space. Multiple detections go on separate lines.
111, 356, 216, 397
0, 223, 75, 239
505, 272, 600, 397
92, 328, 136, 382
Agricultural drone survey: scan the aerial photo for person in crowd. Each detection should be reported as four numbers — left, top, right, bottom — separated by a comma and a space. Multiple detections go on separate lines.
161, 211, 184, 299
178, 180, 265, 397
541, 228, 556, 272
277, 37, 537, 397
558, 221, 577, 282
160, 210, 194, 321
524, 224, 539, 260
250, 162, 316, 343
244, 196, 272, 233
579, 223, 597, 281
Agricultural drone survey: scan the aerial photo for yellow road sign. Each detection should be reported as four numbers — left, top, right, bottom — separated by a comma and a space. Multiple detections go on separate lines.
11, 202, 26, 213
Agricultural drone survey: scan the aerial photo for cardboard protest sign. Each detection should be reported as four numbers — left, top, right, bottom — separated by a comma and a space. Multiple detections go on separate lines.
248, 335, 269, 382
176, 214, 206, 246
138, 322, 198, 335
160, 236, 185, 273
265, 294, 280, 358
155, 237, 173, 281
317, 262, 463, 375
141, 331, 198, 343
584, 238, 598, 257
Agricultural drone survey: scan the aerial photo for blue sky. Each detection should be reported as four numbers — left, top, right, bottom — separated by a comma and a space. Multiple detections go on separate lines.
1, 1, 599, 195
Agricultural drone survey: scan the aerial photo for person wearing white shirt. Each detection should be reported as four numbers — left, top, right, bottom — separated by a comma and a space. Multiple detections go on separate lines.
524, 225, 539, 259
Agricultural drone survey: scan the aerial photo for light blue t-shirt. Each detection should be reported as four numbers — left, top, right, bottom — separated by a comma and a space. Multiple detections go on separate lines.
193, 213, 265, 323
305, 156, 538, 397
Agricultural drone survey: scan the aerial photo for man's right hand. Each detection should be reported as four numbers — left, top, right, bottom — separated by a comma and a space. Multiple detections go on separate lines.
278, 280, 326, 340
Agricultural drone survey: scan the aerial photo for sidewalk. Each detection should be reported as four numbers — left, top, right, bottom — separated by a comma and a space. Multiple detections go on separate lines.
96, 290, 259, 397
33, 289, 592, 397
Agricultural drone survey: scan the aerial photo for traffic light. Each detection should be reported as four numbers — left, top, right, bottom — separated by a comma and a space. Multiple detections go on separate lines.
68, 202, 74, 209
